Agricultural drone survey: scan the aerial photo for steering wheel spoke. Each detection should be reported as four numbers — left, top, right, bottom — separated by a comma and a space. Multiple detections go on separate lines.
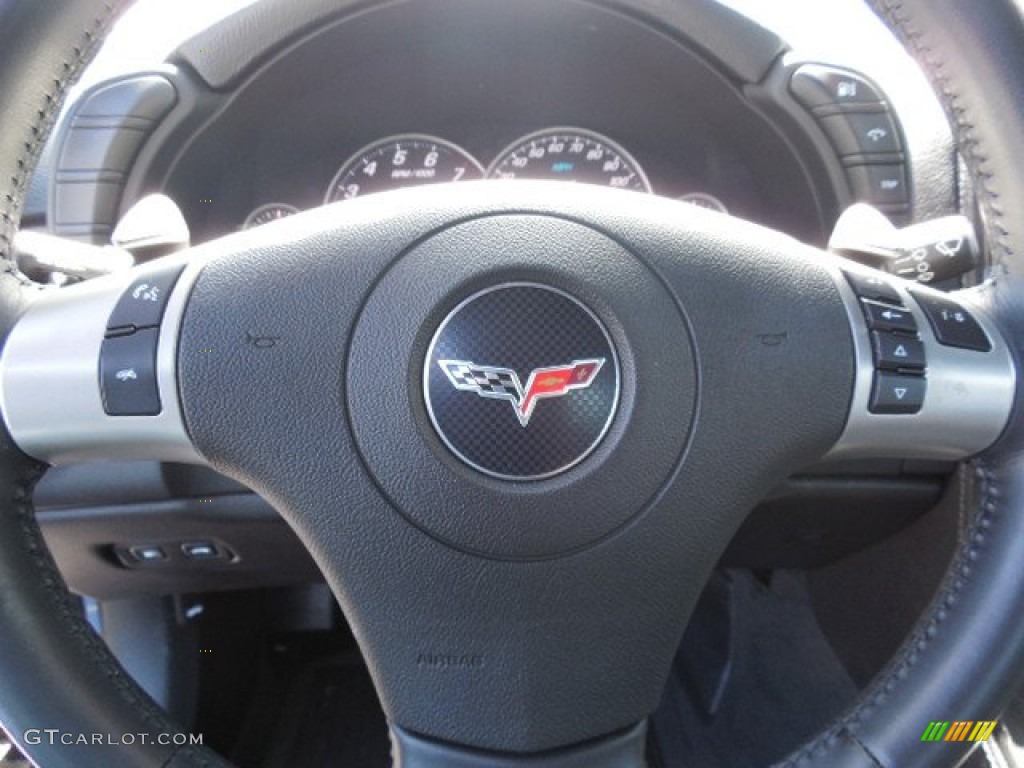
825, 265, 1015, 460
1, 253, 203, 465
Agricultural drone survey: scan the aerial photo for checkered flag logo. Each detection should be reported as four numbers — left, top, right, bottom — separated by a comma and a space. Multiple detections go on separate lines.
438, 358, 604, 427
441, 361, 524, 399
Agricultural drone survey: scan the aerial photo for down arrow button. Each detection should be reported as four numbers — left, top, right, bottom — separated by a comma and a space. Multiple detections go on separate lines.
870, 372, 926, 414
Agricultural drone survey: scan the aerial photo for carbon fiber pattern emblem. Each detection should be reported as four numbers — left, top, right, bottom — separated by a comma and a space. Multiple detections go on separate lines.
438, 358, 605, 427
425, 284, 619, 479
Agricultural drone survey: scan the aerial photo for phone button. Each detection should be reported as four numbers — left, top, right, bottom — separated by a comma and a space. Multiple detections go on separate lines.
820, 111, 902, 156
106, 263, 185, 335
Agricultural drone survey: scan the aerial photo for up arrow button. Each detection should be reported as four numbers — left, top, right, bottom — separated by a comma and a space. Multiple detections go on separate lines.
871, 332, 926, 371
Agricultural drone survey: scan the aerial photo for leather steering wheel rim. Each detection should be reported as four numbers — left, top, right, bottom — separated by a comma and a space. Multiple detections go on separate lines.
1, 1, 1023, 767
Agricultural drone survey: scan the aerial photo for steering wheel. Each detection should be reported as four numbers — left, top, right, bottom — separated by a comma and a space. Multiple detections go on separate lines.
1, 1, 1023, 766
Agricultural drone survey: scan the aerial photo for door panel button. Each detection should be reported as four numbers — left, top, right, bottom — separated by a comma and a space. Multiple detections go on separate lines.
861, 300, 918, 334
129, 545, 167, 563
99, 327, 161, 416
872, 332, 926, 371
182, 541, 222, 559
909, 290, 992, 352
870, 373, 926, 414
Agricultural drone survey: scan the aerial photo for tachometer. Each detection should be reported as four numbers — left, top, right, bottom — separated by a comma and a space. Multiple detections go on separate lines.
486, 128, 651, 193
325, 134, 484, 202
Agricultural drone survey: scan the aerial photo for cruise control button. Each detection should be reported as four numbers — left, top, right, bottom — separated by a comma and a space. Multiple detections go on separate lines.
106, 263, 185, 334
844, 271, 902, 304
821, 111, 901, 156
872, 332, 925, 371
861, 300, 918, 334
909, 290, 992, 352
790, 64, 884, 108
99, 327, 161, 415
870, 373, 926, 414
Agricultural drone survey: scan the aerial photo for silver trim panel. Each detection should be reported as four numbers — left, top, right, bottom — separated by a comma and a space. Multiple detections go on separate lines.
0, 257, 206, 465
825, 263, 1015, 460
1, 244, 1011, 466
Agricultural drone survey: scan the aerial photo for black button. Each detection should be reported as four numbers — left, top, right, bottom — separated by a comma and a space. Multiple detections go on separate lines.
861, 300, 918, 334
872, 332, 926, 371
909, 290, 992, 352
847, 164, 909, 206
99, 327, 161, 416
870, 373, 926, 414
844, 271, 903, 304
106, 263, 185, 334
820, 111, 901, 156
182, 541, 221, 559
129, 545, 167, 563
790, 65, 884, 108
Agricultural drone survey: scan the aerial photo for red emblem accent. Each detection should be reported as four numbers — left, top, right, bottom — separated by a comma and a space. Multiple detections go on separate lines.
439, 358, 605, 427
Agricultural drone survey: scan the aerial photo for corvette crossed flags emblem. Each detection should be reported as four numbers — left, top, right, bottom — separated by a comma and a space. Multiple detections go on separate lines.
438, 358, 605, 427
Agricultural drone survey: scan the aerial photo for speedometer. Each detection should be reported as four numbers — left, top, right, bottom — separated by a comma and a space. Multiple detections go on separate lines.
486, 128, 651, 193
325, 134, 484, 203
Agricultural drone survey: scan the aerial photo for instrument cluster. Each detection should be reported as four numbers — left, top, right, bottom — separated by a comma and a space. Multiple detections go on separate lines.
242, 127, 727, 229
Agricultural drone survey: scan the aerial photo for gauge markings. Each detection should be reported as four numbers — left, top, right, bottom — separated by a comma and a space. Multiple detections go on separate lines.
325, 134, 484, 202
242, 203, 299, 229
486, 127, 651, 193
679, 192, 728, 214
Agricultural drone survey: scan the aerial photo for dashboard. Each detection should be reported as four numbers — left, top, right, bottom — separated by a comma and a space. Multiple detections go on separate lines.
31, 0, 962, 599
133, 0, 844, 246
41, 0, 958, 264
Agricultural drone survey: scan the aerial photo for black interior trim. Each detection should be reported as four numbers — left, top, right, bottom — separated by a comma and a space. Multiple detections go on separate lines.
172, 0, 787, 91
